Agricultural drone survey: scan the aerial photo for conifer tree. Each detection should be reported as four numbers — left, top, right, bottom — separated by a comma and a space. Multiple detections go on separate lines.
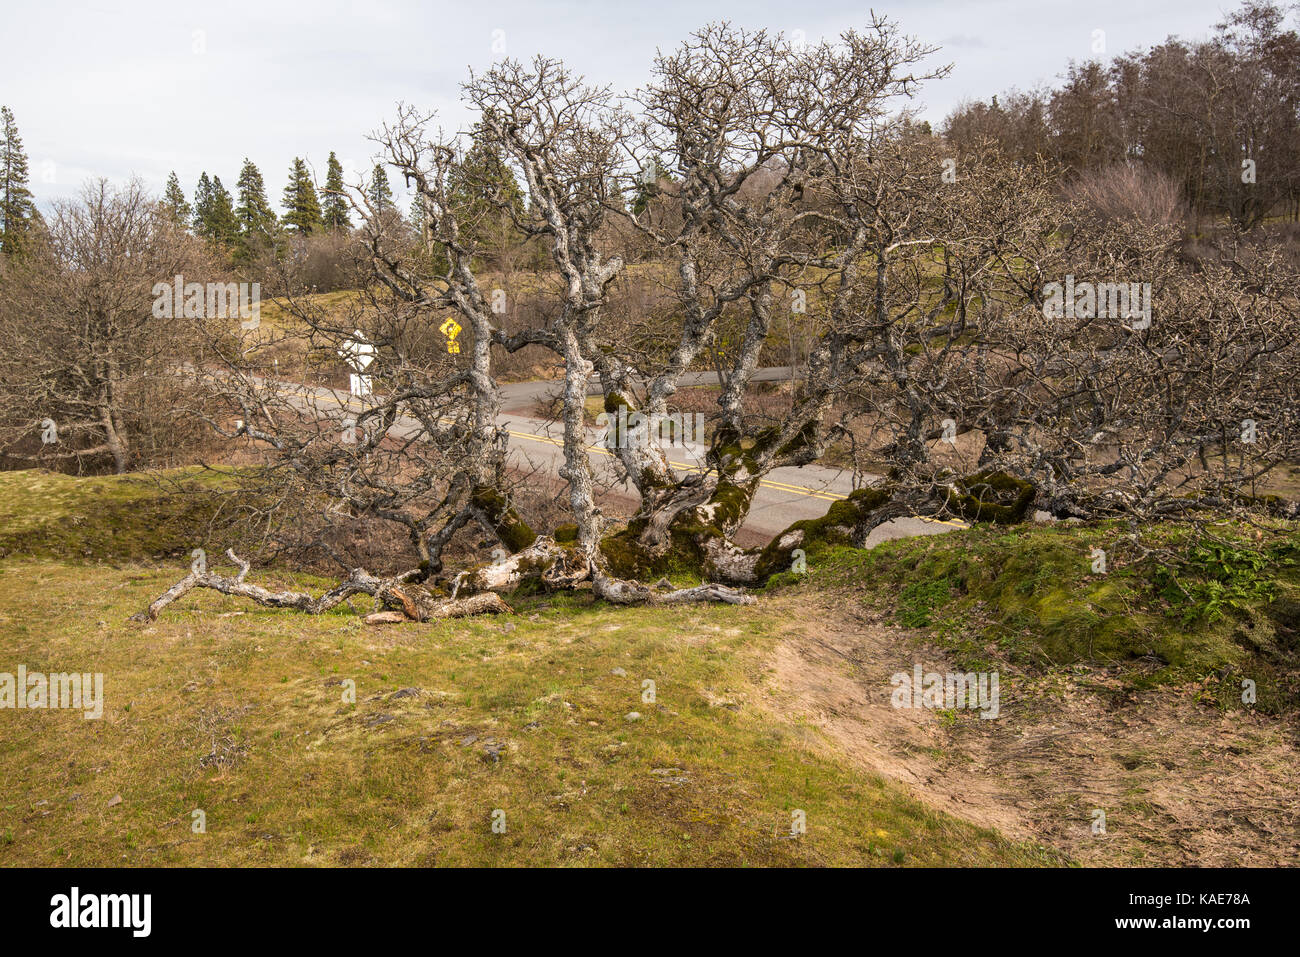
162, 171, 191, 228
409, 193, 429, 239
447, 131, 526, 257
235, 159, 277, 239
281, 157, 323, 234
192, 172, 214, 235
367, 164, 394, 211
235, 158, 280, 262
205, 176, 240, 247
322, 151, 351, 230
191, 172, 239, 248
0, 105, 38, 256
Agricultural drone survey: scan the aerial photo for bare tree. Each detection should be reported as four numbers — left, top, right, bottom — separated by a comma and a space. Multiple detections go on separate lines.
136, 16, 1299, 623
0, 179, 215, 473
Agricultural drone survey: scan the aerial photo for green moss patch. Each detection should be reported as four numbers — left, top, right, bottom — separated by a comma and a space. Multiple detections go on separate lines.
804, 519, 1300, 709
947, 470, 1036, 525
0, 467, 251, 564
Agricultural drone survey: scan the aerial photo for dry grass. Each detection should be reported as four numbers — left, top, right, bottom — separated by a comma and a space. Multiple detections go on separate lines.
0, 560, 1056, 867
3, 468, 1295, 868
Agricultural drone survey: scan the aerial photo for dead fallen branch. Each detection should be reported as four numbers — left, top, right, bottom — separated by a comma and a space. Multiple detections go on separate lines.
131, 546, 751, 623
593, 572, 756, 606
129, 549, 512, 623
363, 591, 513, 624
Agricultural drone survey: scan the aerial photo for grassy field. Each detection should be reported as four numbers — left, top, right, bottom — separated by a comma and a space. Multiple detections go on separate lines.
2, 467, 1296, 867
0, 560, 1063, 867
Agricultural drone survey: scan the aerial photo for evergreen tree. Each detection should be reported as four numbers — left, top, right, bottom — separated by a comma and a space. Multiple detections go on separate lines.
0, 105, 38, 256
195, 174, 241, 247
235, 158, 279, 262
367, 164, 394, 211
162, 171, 191, 228
322, 151, 351, 230
211, 176, 239, 240
192, 172, 214, 235
409, 193, 429, 238
446, 131, 526, 256
281, 157, 322, 234
235, 159, 277, 240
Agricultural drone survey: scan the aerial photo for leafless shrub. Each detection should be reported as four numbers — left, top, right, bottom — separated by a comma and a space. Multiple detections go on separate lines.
1064, 163, 1188, 231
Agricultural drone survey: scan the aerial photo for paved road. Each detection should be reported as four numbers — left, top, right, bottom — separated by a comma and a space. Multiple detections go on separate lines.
496, 366, 800, 410
282, 373, 965, 546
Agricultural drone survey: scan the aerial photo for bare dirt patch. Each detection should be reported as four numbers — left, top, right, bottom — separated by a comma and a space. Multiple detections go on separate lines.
761, 593, 1300, 866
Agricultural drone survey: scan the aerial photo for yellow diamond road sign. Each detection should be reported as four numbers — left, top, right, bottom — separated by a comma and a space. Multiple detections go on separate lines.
440, 318, 462, 354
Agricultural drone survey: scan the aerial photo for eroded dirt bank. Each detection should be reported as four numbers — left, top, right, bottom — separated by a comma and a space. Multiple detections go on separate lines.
760, 595, 1300, 866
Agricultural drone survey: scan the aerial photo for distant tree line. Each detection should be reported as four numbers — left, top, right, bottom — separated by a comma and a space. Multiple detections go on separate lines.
2, 96, 609, 291
161, 154, 361, 254
943, 0, 1300, 229
152, 135, 534, 292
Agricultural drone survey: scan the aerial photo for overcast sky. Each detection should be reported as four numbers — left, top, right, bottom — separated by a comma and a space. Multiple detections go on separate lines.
2, 0, 1236, 212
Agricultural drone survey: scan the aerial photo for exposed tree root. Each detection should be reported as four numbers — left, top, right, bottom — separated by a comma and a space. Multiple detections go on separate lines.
600, 482, 907, 586
944, 470, 1037, 524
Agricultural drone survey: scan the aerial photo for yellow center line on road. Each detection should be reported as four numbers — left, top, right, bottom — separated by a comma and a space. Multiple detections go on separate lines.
297, 387, 966, 523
